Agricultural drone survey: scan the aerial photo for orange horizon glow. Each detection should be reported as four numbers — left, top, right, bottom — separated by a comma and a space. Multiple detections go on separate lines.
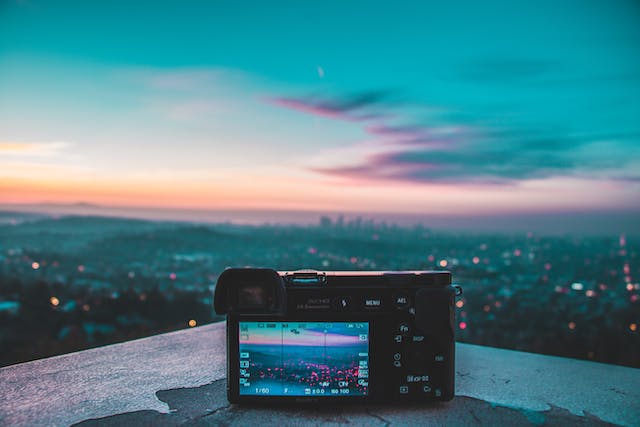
2, 172, 637, 216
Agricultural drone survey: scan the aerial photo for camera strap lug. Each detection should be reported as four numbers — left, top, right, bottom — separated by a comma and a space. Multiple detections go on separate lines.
453, 284, 463, 297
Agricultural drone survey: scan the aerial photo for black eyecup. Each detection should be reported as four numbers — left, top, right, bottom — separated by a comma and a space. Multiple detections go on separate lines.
213, 268, 286, 315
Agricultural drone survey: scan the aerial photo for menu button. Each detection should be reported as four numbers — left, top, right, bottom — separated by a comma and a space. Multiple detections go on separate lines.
363, 297, 383, 309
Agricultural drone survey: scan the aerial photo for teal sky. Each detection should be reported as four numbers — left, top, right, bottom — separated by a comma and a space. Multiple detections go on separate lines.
1, 0, 639, 216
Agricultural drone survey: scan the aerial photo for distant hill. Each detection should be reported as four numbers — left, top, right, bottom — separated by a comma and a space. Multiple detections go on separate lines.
1, 203, 639, 236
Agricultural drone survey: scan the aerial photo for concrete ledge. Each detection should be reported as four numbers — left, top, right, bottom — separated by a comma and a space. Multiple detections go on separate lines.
1, 322, 638, 426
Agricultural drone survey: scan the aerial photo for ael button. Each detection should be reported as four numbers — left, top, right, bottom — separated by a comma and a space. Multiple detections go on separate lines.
393, 292, 410, 309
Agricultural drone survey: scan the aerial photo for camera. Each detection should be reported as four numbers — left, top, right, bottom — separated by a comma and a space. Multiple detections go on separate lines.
214, 268, 460, 403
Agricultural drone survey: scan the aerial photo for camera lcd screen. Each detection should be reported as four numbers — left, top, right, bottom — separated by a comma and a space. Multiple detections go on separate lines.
238, 321, 369, 396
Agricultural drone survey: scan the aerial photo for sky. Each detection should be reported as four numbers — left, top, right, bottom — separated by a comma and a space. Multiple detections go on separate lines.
240, 322, 366, 347
1, 0, 639, 224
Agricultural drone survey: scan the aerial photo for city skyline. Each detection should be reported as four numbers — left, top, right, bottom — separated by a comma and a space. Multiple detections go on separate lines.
1, 1, 640, 223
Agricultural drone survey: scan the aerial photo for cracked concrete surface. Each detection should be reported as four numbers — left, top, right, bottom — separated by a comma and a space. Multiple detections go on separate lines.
1, 322, 639, 426
74, 379, 617, 426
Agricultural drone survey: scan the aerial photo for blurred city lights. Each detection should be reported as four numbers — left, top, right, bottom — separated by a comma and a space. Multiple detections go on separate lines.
1, 214, 637, 369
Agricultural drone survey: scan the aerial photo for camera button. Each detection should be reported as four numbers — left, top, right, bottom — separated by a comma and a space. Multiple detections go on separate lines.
363, 296, 383, 310
393, 292, 411, 309
399, 385, 409, 394
332, 296, 351, 311
392, 352, 403, 368
397, 322, 411, 336
412, 335, 426, 343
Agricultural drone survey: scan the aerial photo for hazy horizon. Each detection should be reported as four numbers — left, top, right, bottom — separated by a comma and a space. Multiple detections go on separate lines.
1, 202, 638, 236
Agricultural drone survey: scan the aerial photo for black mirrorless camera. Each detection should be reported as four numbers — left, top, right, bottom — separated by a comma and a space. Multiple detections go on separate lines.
214, 268, 460, 403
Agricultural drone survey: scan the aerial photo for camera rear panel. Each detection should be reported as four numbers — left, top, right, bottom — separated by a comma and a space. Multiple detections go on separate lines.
222, 270, 456, 404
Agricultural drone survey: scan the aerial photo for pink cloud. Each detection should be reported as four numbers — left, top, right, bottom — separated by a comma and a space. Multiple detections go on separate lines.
269, 97, 359, 121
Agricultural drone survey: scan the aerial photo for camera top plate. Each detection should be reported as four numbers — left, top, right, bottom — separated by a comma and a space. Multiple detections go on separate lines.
281, 270, 451, 288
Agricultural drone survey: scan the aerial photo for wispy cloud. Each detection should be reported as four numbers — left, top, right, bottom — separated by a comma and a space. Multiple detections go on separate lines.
270, 90, 640, 185
0, 141, 70, 157
120, 67, 268, 124
269, 91, 391, 122
313, 143, 576, 184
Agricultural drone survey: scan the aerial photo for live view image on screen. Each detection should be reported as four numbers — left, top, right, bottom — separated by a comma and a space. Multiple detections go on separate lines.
238, 321, 369, 396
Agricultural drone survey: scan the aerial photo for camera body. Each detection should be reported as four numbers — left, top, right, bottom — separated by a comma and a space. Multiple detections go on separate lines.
214, 268, 459, 403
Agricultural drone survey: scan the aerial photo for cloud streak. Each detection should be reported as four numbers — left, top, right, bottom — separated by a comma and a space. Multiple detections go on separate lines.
314, 145, 576, 184
0, 141, 70, 157
269, 91, 391, 122
270, 91, 640, 185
